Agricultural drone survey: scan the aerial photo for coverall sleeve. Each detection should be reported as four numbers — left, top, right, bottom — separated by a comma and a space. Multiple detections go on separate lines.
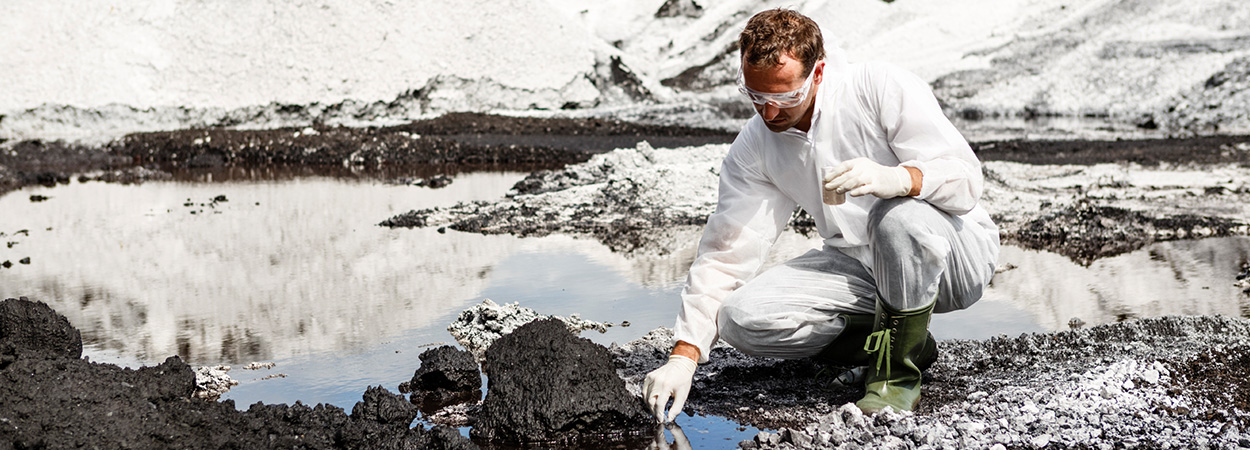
673, 137, 796, 363
873, 62, 984, 215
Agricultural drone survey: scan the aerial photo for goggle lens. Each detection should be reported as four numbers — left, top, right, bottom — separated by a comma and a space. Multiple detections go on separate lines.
737, 66, 816, 108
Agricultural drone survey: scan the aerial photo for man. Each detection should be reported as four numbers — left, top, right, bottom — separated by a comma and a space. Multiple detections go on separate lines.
642, 9, 999, 422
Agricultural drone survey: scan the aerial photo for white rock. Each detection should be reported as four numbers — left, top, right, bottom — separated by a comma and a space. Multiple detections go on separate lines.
1100, 385, 1121, 399
957, 421, 987, 434
447, 298, 610, 361
193, 365, 239, 399
1020, 402, 1040, 415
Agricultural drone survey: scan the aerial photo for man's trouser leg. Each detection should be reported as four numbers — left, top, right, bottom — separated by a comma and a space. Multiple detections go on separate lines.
715, 198, 997, 407
717, 247, 878, 361
857, 197, 999, 413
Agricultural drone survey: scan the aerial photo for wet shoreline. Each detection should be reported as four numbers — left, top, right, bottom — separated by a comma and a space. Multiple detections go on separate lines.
0, 112, 736, 197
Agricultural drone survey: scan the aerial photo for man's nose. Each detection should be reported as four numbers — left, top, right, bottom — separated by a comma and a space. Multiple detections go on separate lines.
761, 103, 780, 120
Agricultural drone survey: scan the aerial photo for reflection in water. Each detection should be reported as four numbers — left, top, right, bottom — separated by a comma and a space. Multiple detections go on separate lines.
0, 173, 528, 365
989, 237, 1250, 331
649, 423, 692, 450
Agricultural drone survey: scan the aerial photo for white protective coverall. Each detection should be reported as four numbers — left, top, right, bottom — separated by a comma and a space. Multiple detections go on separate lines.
674, 53, 1000, 363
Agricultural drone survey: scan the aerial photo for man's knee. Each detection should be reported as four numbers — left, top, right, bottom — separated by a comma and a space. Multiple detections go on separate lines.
715, 296, 781, 356
715, 298, 750, 348
868, 197, 934, 238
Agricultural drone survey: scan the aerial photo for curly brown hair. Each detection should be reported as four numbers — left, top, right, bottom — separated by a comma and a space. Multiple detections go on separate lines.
738, 9, 826, 76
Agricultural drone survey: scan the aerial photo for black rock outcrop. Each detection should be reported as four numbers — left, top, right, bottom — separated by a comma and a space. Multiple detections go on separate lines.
351, 385, 419, 425
0, 297, 82, 366
0, 296, 477, 450
471, 318, 651, 444
398, 345, 482, 410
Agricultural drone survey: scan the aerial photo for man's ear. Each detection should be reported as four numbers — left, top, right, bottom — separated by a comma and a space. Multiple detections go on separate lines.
813, 60, 826, 85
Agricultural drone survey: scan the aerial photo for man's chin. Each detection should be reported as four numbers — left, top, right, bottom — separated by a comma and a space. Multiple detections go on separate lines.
764, 119, 793, 133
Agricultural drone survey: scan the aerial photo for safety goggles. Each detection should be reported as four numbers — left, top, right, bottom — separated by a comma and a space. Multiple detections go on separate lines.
737, 65, 817, 108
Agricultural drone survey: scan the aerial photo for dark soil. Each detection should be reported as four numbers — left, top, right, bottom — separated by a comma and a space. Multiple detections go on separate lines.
104, 113, 735, 197
472, 319, 652, 446
1170, 345, 1250, 427
972, 134, 1250, 166
4, 113, 1246, 200
0, 296, 81, 365
974, 135, 1250, 264
0, 112, 737, 198
0, 297, 477, 450
398, 346, 482, 414
1170, 345, 1250, 425
1009, 200, 1247, 266
0, 139, 132, 193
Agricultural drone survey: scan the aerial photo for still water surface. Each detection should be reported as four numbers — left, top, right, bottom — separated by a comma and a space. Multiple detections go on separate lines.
1, 169, 1248, 446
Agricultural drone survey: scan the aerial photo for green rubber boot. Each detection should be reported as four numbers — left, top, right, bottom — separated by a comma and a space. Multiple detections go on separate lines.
855, 301, 938, 414
815, 313, 938, 388
813, 314, 877, 367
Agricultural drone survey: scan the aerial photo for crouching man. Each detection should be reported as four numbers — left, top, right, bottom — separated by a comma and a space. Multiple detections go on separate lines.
643, 8, 999, 421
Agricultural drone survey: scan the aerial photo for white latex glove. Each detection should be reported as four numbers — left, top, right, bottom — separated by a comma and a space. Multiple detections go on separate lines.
642, 355, 697, 423
823, 157, 913, 199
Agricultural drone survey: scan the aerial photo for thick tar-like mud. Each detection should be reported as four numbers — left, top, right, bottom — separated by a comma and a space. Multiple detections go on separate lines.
0, 297, 478, 450
398, 346, 482, 414
1010, 200, 1247, 266
972, 135, 1250, 167
0, 112, 735, 197
473, 319, 652, 445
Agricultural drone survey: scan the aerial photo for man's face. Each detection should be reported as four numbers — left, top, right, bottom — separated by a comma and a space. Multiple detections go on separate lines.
740, 53, 823, 133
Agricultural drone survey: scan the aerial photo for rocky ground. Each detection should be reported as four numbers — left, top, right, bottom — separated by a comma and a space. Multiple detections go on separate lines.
612, 318, 1250, 449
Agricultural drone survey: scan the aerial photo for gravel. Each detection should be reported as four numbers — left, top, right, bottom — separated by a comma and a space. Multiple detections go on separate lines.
609, 316, 1250, 449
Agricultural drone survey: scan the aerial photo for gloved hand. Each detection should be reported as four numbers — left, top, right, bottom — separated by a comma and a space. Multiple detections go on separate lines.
824, 157, 913, 199
642, 354, 697, 423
